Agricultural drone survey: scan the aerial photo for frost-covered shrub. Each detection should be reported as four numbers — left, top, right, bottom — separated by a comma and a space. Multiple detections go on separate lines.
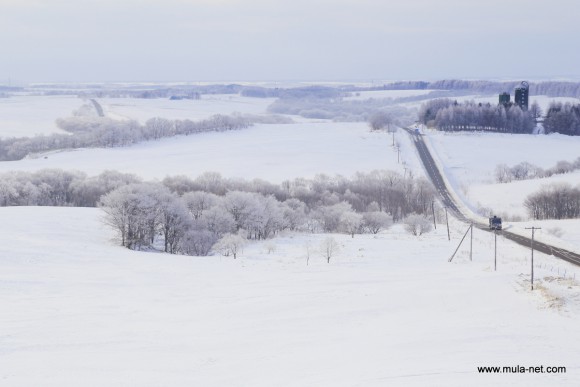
179, 229, 216, 256
362, 211, 393, 234
404, 214, 433, 236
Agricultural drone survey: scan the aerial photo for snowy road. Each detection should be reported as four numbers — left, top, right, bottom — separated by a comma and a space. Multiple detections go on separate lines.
405, 128, 580, 267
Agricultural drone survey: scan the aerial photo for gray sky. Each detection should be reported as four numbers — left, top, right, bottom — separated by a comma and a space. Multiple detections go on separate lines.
1, 0, 579, 83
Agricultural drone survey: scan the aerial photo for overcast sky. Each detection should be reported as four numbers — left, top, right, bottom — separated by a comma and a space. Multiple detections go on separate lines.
1, 0, 579, 83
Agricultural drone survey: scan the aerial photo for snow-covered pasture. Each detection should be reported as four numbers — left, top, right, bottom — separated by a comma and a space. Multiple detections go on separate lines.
0, 95, 83, 138
0, 122, 418, 182
1, 206, 579, 386
0, 93, 278, 140
343, 89, 434, 101
421, 130, 580, 252
425, 131, 580, 187
101, 94, 277, 123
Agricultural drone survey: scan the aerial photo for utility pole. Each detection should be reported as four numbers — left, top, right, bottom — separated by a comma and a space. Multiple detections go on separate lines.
494, 230, 497, 271
445, 207, 450, 241
396, 145, 401, 163
470, 222, 473, 261
431, 201, 436, 230
392, 129, 395, 147
525, 226, 541, 290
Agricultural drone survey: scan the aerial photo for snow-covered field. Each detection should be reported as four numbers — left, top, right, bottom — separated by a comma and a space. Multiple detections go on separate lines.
100, 94, 277, 123
0, 95, 83, 138
422, 130, 580, 252
425, 131, 580, 187
0, 122, 419, 182
343, 89, 434, 101
1, 207, 579, 387
2, 86, 580, 386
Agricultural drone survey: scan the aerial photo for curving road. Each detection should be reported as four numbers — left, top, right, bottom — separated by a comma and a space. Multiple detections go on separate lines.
404, 128, 580, 267
90, 98, 105, 117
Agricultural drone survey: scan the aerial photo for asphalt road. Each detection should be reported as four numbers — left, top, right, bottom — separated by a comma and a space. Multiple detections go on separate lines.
90, 99, 105, 117
404, 128, 580, 267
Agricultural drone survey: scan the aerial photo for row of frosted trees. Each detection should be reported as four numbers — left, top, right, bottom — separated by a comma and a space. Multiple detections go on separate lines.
0, 169, 436, 256
0, 114, 252, 161
99, 171, 436, 256
524, 184, 580, 220
543, 102, 580, 136
418, 99, 536, 133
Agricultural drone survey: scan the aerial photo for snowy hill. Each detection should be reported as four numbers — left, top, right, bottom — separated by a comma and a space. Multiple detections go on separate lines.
1, 206, 579, 386
1, 85, 580, 386
0, 122, 420, 182
421, 130, 580, 253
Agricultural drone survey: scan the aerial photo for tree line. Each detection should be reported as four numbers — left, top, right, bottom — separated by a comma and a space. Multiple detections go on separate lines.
543, 102, 580, 136
268, 97, 415, 124
525, 183, 580, 220
374, 80, 580, 99
0, 168, 436, 255
100, 170, 436, 255
0, 114, 256, 161
418, 99, 536, 133
495, 158, 580, 183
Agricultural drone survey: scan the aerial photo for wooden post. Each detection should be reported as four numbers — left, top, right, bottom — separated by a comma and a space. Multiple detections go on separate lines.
470, 223, 473, 261
431, 201, 436, 230
525, 226, 541, 290
445, 207, 450, 241
494, 230, 497, 271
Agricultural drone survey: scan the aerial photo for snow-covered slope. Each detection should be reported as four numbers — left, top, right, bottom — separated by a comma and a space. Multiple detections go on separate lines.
423, 130, 580, 252
0, 95, 83, 138
101, 94, 277, 122
0, 122, 418, 182
1, 207, 579, 386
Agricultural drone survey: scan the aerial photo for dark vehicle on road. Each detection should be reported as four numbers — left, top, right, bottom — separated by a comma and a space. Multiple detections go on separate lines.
489, 216, 502, 230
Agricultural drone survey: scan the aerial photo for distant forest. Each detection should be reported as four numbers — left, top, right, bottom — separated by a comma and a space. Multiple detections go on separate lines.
419, 98, 580, 135
18, 79, 580, 100
418, 99, 536, 134
0, 113, 292, 161
372, 80, 580, 99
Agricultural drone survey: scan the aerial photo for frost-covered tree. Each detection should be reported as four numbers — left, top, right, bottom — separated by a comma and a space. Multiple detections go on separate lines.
157, 192, 191, 254
339, 211, 363, 237
245, 195, 285, 240
99, 183, 163, 250
183, 191, 220, 219
0, 179, 19, 206
524, 183, 580, 220
213, 233, 247, 259
368, 111, 393, 131
162, 175, 198, 195
313, 202, 353, 232
544, 102, 580, 135
199, 206, 236, 237
222, 191, 260, 230
281, 198, 307, 230
319, 237, 340, 263
495, 164, 512, 183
